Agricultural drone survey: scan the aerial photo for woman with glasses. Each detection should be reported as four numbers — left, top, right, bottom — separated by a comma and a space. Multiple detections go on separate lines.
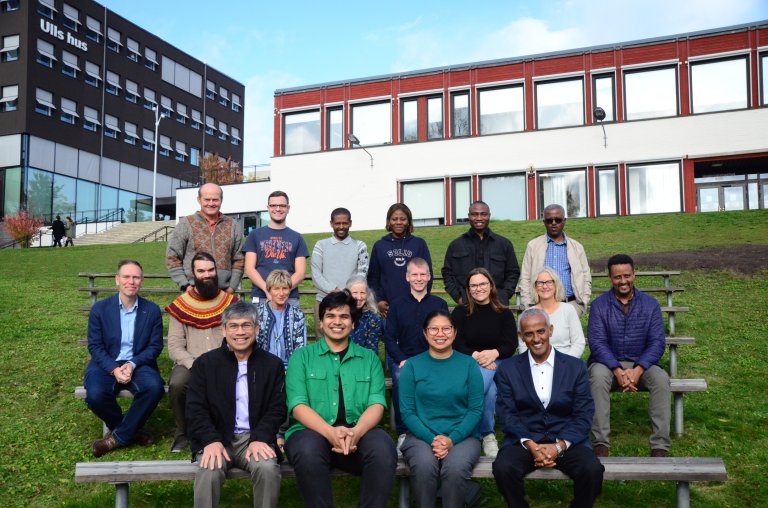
346, 275, 384, 353
451, 267, 517, 459
399, 310, 483, 508
518, 267, 585, 358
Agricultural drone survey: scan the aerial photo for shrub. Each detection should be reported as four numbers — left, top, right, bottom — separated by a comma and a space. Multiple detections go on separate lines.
3, 211, 44, 248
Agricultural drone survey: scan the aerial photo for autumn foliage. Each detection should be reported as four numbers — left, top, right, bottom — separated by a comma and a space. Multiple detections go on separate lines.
3, 211, 45, 247
199, 154, 242, 185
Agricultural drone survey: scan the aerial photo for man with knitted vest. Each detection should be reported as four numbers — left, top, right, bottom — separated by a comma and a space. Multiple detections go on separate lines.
166, 183, 244, 294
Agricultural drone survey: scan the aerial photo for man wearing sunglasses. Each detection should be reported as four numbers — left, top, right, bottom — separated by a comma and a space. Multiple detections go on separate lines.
519, 204, 591, 316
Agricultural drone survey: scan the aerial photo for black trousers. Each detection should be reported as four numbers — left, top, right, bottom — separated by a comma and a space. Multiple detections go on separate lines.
492, 441, 604, 508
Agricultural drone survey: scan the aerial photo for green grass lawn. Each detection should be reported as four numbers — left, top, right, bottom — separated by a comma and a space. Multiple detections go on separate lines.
0, 210, 766, 507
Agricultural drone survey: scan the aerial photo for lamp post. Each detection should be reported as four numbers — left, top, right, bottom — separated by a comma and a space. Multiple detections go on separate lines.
593, 106, 607, 148
347, 133, 374, 167
151, 105, 167, 221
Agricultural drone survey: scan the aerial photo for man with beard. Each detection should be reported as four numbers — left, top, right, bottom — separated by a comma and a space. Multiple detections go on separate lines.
166, 252, 238, 453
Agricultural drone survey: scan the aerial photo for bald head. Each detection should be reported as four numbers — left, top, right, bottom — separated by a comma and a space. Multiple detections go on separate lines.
198, 183, 223, 220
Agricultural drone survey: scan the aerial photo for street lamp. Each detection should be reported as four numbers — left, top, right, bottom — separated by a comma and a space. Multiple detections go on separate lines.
348, 133, 374, 167
152, 105, 168, 221
593, 106, 607, 148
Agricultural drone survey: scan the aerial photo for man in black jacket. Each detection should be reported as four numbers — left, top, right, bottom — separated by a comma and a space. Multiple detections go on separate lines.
186, 301, 286, 508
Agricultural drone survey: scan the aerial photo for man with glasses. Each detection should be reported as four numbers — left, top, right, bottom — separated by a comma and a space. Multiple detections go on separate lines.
443, 200, 520, 305
519, 204, 591, 315
186, 301, 286, 508
243, 190, 309, 309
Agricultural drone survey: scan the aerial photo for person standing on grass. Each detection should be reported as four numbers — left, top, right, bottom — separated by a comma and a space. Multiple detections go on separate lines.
518, 203, 591, 316
311, 207, 369, 340
243, 190, 308, 310
186, 301, 286, 508
367, 203, 432, 319
166, 183, 245, 295
85, 259, 164, 457
587, 254, 670, 458
50, 215, 65, 247
285, 290, 397, 508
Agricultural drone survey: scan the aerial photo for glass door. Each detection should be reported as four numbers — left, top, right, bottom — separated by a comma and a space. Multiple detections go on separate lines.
697, 184, 746, 212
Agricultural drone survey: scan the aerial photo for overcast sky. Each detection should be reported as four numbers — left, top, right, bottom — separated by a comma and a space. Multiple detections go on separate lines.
98, 0, 768, 166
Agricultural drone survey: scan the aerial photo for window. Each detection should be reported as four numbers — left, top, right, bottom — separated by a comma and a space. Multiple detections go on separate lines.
219, 86, 229, 107
451, 92, 470, 137
480, 174, 527, 220
190, 147, 200, 166
106, 27, 121, 53
206, 80, 216, 100
402, 180, 445, 226
142, 128, 154, 151
478, 85, 524, 135
37, 0, 56, 19
176, 103, 188, 124
351, 101, 391, 146
596, 166, 618, 215
83, 106, 100, 132
538, 169, 587, 218
145, 47, 157, 70
1, 0, 20, 12
124, 121, 139, 145
690, 56, 748, 114
175, 141, 187, 162
85, 61, 101, 87
205, 115, 215, 135
62, 3, 80, 31
161, 56, 203, 98
627, 162, 681, 214
536, 77, 584, 129
85, 16, 102, 43
401, 99, 418, 142
327, 107, 343, 150
0, 84, 18, 113
60, 97, 78, 124
159, 135, 171, 156
61, 50, 79, 78
105, 71, 121, 96
761, 53, 768, 107
143, 88, 157, 110
1, 34, 19, 63
427, 95, 443, 140
283, 110, 320, 154
37, 39, 57, 68
232, 93, 242, 112
104, 114, 120, 139
592, 74, 615, 122
452, 178, 471, 223
624, 66, 678, 120
160, 96, 172, 117
218, 121, 228, 141
231, 127, 241, 146
35, 88, 55, 116
191, 109, 202, 129
126, 38, 141, 62
125, 80, 139, 104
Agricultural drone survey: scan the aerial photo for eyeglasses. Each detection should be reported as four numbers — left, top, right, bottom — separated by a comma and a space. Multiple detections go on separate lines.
534, 280, 555, 288
543, 217, 564, 224
468, 281, 490, 290
268, 204, 289, 209
226, 322, 255, 331
426, 326, 454, 336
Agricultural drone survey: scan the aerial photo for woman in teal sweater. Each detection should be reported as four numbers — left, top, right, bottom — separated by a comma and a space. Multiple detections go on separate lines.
399, 310, 484, 508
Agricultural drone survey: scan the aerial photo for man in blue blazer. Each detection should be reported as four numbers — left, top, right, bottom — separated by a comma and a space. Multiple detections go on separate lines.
493, 308, 603, 508
84, 259, 165, 457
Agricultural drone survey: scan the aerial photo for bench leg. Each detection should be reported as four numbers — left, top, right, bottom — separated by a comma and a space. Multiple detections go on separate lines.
674, 393, 684, 437
668, 312, 676, 337
669, 344, 678, 378
398, 476, 410, 508
676, 481, 690, 508
113, 482, 129, 508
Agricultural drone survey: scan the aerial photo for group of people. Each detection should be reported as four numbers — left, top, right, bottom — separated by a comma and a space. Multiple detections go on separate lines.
82, 184, 672, 508
49, 215, 75, 247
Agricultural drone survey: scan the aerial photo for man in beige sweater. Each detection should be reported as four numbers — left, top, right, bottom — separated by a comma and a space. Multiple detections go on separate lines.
166, 252, 237, 453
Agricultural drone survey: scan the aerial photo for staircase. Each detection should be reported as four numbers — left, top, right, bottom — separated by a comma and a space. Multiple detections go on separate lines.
76, 220, 176, 246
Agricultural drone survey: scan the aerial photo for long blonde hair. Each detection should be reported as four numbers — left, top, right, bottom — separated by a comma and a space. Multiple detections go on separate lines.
531, 267, 566, 303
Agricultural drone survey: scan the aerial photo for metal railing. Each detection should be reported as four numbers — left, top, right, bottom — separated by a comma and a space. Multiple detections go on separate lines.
0, 228, 49, 249
134, 225, 175, 243
39, 208, 125, 226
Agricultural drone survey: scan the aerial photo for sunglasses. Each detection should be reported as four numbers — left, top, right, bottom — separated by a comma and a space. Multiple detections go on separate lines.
543, 218, 564, 225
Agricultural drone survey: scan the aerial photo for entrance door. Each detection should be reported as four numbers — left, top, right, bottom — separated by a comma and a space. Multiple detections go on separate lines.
697, 184, 746, 212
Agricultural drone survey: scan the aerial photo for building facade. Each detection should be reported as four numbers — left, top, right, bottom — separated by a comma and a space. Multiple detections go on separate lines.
0, 0, 244, 223
272, 20, 768, 233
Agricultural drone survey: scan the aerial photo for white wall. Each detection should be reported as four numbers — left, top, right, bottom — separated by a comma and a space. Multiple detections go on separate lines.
175, 180, 272, 219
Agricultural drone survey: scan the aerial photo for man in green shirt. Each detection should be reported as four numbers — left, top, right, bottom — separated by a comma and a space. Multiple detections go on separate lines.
285, 290, 397, 508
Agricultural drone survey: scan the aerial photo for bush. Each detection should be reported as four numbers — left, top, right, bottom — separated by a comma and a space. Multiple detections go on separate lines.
3, 211, 44, 248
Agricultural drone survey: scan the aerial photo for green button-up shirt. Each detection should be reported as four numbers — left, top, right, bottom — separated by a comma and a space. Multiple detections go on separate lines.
285, 338, 387, 440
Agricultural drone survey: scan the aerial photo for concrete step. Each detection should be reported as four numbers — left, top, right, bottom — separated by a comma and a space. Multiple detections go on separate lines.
76, 220, 175, 246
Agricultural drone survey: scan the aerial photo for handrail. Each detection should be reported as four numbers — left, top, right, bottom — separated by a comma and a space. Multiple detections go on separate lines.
0, 228, 48, 249
133, 225, 175, 243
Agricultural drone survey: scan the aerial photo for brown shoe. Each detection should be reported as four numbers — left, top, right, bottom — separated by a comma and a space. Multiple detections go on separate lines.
593, 444, 610, 457
133, 430, 154, 447
651, 449, 668, 457
92, 435, 118, 457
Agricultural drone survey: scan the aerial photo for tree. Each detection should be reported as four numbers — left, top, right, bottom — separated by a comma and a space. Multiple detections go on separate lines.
199, 153, 242, 185
3, 211, 45, 248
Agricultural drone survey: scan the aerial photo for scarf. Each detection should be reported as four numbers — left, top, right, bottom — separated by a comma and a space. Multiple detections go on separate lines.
165, 289, 237, 329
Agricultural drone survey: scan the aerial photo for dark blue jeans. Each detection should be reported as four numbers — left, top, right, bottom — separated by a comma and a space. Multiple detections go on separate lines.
386, 356, 406, 435
84, 363, 164, 446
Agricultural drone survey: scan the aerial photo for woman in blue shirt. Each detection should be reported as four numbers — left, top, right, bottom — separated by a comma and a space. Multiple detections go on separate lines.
346, 275, 384, 353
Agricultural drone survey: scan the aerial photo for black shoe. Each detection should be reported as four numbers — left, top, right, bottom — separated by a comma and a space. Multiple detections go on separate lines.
171, 435, 189, 453
92, 435, 119, 457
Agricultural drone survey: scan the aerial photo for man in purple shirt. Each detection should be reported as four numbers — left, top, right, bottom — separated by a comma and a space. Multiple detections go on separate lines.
186, 301, 287, 508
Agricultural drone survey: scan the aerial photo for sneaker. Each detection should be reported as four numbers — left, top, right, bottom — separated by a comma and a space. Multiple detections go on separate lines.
396, 433, 406, 458
482, 434, 499, 459
170, 435, 189, 453
593, 444, 610, 457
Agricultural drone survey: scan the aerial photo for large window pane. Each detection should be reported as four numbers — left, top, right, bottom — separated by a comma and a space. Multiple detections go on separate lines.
452, 178, 471, 223
136, 194, 152, 222
536, 78, 584, 129
26, 168, 53, 219
283, 110, 320, 155
479, 86, 524, 135
53, 173, 76, 215
352, 101, 391, 146
593, 75, 615, 122
3, 167, 22, 216
627, 162, 681, 214
100, 185, 118, 214
119, 189, 138, 222
480, 174, 526, 220
691, 57, 748, 113
538, 170, 587, 218
402, 180, 444, 226
327, 107, 343, 150
452, 92, 469, 137
76, 179, 97, 219
401, 99, 417, 142
761, 54, 768, 106
625, 67, 678, 120
427, 96, 443, 140
597, 167, 617, 215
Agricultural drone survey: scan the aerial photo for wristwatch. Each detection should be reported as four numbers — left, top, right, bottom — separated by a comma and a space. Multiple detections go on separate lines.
554, 441, 565, 457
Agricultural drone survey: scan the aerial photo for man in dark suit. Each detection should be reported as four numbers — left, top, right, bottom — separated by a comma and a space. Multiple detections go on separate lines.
493, 308, 604, 508
84, 259, 164, 457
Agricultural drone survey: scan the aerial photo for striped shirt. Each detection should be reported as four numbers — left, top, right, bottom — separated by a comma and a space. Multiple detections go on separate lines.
544, 235, 573, 297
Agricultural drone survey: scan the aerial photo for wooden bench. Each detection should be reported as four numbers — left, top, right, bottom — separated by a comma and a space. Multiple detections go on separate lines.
75, 456, 726, 508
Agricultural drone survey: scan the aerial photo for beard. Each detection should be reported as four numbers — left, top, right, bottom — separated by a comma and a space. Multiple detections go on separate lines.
194, 276, 219, 299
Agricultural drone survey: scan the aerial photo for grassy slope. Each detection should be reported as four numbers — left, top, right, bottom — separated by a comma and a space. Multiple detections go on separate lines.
0, 209, 766, 507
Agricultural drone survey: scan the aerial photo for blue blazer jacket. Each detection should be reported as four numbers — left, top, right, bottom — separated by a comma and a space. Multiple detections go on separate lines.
86, 293, 163, 374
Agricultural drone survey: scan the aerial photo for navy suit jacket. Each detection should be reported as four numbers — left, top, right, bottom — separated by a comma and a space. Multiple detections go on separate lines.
86, 293, 163, 374
495, 349, 594, 448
